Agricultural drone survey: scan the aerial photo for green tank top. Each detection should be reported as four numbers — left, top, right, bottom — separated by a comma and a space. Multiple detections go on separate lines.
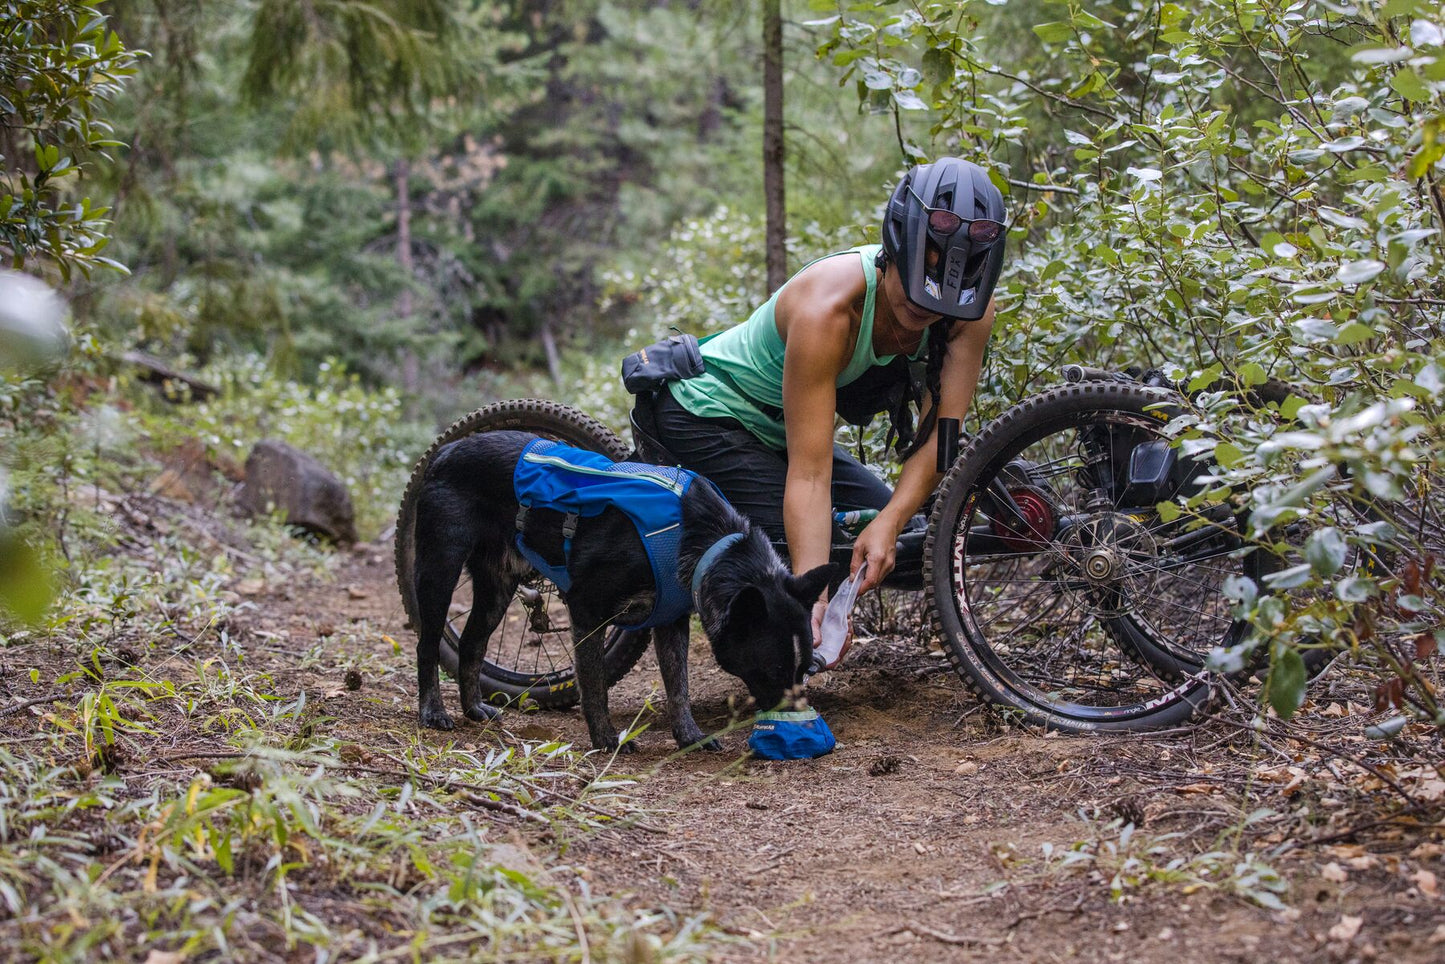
669, 244, 923, 451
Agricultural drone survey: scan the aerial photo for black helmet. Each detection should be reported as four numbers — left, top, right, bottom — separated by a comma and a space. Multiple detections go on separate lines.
881, 157, 1006, 321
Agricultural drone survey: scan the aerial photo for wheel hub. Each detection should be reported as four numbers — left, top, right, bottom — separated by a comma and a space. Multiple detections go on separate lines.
1084, 548, 1119, 583
1059, 511, 1164, 615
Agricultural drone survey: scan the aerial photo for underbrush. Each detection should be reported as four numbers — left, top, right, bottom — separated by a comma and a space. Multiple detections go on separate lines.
0, 353, 733, 962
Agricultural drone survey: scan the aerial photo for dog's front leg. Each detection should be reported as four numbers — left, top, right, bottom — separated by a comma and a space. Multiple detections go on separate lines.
571, 614, 629, 752
653, 618, 720, 751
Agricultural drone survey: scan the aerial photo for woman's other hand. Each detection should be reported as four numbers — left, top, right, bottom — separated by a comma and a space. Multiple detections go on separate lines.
852, 519, 898, 593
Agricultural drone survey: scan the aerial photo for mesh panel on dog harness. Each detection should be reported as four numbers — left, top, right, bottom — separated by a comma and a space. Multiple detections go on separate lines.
512, 438, 707, 630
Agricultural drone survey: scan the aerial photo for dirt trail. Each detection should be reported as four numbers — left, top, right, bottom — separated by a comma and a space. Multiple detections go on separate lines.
290, 546, 1441, 963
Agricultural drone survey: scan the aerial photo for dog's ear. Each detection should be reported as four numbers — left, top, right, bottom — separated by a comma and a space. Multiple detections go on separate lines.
724, 585, 769, 628
786, 564, 836, 607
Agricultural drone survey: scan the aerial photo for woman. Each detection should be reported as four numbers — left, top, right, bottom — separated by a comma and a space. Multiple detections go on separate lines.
654, 156, 1006, 626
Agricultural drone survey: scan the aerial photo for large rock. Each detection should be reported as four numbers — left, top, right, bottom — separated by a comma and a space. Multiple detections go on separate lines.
238, 440, 357, 544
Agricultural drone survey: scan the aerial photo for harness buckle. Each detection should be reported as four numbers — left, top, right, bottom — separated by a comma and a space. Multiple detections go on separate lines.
515, 505, 529, 532
562, 512, 580, 540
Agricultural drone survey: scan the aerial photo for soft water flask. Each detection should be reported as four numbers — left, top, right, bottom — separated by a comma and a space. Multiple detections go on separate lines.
810, 562, 867, 675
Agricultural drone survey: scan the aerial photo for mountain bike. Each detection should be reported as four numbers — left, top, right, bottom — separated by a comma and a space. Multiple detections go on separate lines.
393, 369, 1345, 733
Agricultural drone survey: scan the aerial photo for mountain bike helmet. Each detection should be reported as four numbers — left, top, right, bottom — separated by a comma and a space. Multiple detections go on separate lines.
881, 157, 1006, 321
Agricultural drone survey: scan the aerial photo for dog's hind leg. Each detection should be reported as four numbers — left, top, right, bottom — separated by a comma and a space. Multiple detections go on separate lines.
456, 568, 511, 723
653, 619, 720, 751
414, 539, 472, 731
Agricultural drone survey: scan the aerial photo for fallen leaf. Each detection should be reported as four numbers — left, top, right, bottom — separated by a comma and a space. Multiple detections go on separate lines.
1326, 844, 1367, 860
1411, 842, 1445, 860
1397, 766, 1445, 802
1322, 862, 1348, 883
1328, 915, 1363, 943
1174, 782, 1218, 795
347, 585, 370, 600
1347, 855, 1379, 871
235, 578, 265, 596
144, 952, 183, 964
316, 623, 337, 637
1417, 869, 1440, 899
1431, 923, 1445, 945
954, 760, 979, 775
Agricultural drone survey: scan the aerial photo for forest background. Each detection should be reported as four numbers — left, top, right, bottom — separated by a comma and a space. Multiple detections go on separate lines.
1, 0, 1444, 958
2, 0, 1444, 779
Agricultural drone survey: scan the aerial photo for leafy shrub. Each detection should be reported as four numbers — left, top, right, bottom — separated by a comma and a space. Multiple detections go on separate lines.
819, 0, 1445, 726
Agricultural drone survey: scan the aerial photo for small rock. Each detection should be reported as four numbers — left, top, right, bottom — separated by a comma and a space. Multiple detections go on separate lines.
316, 623, 337, 638
237, 440, 357, 543
954, 760, 979, 775
1328, 915, 1363, 943
347, 586, 370, 600
236, 578, 265, 597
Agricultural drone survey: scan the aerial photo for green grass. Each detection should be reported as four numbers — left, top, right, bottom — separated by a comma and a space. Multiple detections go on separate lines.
0, 356, 742, 963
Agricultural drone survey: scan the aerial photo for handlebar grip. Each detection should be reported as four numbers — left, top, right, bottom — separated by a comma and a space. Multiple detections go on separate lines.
1063, 365, 1129, 384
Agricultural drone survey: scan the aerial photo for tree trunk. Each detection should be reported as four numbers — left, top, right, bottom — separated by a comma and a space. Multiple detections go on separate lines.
539, 316, 562, 386
762, 0, 787, 294
394, 157, 418, 391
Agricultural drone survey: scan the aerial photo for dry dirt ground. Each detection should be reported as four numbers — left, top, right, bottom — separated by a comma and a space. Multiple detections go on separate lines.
266, 543, 1444, 964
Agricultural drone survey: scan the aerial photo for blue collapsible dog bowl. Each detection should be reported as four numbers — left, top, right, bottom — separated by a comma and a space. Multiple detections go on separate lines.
748, 708, 836, 760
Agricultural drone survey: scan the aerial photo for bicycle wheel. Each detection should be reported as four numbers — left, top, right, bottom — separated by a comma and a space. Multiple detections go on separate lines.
924, 382, 1258, 732
394, 399, 652, 709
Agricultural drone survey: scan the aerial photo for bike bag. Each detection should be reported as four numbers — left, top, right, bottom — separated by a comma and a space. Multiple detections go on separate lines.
621, 333, 705, 395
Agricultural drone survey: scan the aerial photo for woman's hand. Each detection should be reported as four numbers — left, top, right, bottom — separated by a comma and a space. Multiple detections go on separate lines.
852, 518, 898, 593
811, 593, 828, 648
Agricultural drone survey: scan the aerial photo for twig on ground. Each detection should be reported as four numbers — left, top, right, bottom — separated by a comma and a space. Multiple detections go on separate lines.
892, 922, 1007, 947
0, 694, 66, 717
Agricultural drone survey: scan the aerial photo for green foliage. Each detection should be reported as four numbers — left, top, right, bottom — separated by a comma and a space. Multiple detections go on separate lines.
147, 355, 433, 539
820, 0, 1445, 728
241, 0, 495, 153
1029, 817, 1290, 909
0, 0, 139, 279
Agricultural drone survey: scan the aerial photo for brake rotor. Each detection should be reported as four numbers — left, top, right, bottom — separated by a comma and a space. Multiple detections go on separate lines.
991, 485, 1057, 552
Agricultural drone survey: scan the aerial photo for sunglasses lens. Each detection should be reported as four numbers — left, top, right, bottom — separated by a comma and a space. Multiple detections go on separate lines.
928, 210, 964, 234
969, 220, 1003, 244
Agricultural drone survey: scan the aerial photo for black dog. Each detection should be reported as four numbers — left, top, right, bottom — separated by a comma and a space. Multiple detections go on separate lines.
410, 430, 833, 751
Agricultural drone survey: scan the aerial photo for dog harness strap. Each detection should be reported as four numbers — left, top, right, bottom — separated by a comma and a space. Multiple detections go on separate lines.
512, 438, 710, 629
690, 532, 745, 608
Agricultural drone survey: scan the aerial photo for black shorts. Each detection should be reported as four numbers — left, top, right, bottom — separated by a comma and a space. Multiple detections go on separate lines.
652, 384, 893, 543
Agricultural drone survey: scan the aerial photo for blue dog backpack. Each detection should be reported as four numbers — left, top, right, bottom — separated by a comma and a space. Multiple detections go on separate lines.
511, 438, 707, 630
748, 708, 836, 760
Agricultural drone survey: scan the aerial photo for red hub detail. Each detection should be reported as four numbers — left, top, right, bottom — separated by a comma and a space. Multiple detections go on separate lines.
992, 487, 1056, 552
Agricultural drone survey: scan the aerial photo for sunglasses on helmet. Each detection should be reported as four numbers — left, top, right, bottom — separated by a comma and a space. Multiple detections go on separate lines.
908, 185, 1007, 245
